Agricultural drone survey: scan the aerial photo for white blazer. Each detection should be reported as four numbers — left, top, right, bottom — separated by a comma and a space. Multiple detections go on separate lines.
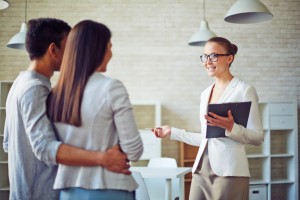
171, 77, 264, 177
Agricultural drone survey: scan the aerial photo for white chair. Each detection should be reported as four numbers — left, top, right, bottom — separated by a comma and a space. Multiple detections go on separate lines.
148, 157, 178, 168
145, 157, 180, 200
131, 171, 150, 200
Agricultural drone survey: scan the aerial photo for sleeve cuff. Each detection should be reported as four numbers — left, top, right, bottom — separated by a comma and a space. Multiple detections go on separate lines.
170, 127, 184, 140
225, 123, 240, 137
45, 141, 63, 166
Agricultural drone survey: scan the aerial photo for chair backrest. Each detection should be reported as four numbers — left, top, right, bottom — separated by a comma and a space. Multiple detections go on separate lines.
147, 157, 178, 168
131, 171, 150, 200
146, 157, 179, 200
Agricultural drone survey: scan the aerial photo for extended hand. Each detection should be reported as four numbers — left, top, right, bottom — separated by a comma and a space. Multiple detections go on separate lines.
103, 145, 131, 175
205, 110, 234, 132
152, 125, 171, 138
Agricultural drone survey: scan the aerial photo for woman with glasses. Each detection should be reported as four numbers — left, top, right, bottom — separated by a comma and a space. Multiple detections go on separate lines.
152, 37, 264, 200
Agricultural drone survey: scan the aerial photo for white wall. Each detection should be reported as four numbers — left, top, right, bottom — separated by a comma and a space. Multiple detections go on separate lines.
0, 0, 299, 164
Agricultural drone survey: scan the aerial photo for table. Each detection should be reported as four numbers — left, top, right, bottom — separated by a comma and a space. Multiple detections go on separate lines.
131, 167, 192, 200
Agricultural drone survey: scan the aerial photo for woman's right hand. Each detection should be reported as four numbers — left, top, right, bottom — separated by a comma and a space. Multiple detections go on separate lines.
152, 125, 171, 138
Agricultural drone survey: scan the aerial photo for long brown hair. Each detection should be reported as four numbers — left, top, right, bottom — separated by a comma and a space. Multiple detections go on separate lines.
47, 20, 111, 126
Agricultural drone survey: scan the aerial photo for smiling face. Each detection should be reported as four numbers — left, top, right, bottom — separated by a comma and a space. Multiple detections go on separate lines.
203, 41, 233, 78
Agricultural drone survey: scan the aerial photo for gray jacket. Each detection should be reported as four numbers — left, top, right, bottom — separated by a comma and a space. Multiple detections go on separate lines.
53, 73, 143, 191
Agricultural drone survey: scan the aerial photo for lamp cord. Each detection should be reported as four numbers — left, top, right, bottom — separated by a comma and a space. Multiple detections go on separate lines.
203, 0, 206, 20
25, 0, 27, 22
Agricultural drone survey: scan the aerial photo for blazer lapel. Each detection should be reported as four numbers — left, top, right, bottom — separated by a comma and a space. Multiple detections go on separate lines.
218, 77, 239, 103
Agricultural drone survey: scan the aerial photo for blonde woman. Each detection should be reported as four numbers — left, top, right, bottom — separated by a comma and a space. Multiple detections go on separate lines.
153, 37, 264, 200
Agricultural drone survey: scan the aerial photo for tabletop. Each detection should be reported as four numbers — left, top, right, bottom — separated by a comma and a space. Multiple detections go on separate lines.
130, 167, 192, 179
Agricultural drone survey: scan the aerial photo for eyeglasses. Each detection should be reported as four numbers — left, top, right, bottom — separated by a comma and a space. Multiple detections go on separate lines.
200, 53, 230, 63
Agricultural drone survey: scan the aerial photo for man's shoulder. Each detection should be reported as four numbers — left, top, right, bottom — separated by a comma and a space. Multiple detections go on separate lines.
14, 72, 50, 95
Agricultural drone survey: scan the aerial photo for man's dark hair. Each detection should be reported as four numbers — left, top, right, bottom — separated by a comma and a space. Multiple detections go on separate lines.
26, 18, 71, 60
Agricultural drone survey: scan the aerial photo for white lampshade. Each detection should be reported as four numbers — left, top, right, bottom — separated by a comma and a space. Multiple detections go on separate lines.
7, 23, 27, 50
0, 0, 9, 10
188, 20, 216, 46
224, 0, 273, 24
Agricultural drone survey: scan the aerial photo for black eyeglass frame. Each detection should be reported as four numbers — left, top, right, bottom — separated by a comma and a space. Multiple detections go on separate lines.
200, 53, 231, 63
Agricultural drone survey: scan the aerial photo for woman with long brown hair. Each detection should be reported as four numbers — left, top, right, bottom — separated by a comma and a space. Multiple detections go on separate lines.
47, 20, 143, 200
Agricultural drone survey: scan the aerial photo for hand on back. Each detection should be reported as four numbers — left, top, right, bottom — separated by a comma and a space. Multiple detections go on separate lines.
103, 145, 131, 175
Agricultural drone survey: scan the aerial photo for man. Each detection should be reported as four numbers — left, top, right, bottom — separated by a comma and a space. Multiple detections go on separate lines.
3, 18, 131, 200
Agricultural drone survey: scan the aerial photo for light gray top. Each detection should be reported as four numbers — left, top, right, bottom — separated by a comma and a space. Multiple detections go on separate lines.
53, 73, 143, 191
3, 71, 61, 200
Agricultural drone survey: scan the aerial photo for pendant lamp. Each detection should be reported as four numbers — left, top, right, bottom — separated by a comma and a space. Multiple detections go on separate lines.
7, 0, 28, 50
188, 0, 216, 46
0, 0, 9, 10
224, 0, 273, 24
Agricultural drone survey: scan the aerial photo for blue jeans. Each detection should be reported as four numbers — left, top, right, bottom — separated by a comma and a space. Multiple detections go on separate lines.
60, 188, 135, 200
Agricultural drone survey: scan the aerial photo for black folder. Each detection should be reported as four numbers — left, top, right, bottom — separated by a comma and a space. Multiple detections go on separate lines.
206, 101, 252, 138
